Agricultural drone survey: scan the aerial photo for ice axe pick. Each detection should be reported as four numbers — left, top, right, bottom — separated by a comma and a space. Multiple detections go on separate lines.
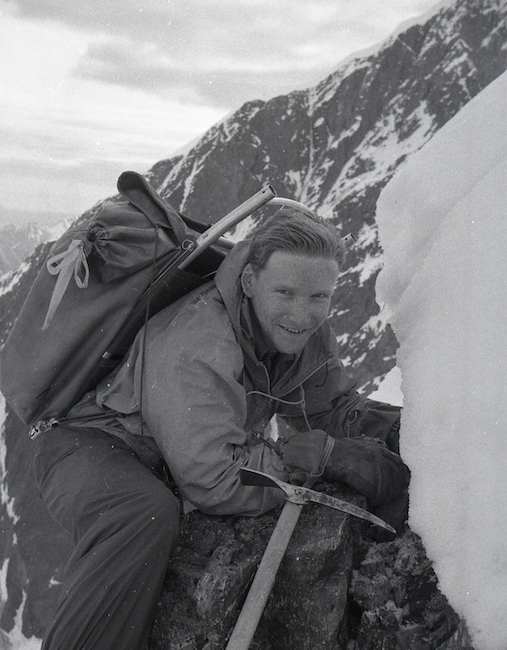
224, 468, 394, 650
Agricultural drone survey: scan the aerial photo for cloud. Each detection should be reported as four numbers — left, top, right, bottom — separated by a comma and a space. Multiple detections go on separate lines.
3, 0, 444, 108
0, 0, 445, 218
72, 39, 327, 108
0, 70, 227, 213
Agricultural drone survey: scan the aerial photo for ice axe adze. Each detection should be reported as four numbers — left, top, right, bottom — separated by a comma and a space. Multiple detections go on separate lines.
224, 468, 395, 650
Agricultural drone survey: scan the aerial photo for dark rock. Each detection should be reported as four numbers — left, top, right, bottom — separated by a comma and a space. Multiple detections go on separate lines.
347, 532, 475, 650
149, 502, 476, 650
150, 484, 362, 650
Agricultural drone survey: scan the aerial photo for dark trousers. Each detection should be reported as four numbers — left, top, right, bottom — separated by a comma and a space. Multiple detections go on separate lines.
34, 426, 180, 650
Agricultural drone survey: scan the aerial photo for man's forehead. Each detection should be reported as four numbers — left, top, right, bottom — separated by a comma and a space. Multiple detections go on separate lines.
262, 250, 339, 271
257, 251, 340, 285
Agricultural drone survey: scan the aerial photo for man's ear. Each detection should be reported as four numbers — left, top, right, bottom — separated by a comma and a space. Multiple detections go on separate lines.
241, 263, 255, 298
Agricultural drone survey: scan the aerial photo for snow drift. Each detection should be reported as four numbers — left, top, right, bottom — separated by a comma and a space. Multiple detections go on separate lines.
375, 70, 507, 650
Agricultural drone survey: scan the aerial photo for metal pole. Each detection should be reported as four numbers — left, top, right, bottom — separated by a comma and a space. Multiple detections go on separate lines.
178, 185, 276, 269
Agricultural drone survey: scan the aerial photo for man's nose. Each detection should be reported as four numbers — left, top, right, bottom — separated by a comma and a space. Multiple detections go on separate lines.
287, 298, 311, 324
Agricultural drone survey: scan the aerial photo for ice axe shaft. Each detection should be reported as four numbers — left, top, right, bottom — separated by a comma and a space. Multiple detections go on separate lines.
178, 184, 276, 269
225, 469, 395, 649
224, 499, 303, 650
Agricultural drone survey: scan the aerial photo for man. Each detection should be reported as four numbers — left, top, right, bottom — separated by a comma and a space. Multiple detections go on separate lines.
34, 207, 409, 650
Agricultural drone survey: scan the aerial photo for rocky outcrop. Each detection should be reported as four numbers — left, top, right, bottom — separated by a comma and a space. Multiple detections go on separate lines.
148, 487, 473, 650
349, 532, 475, 650
150, 484, 360, 650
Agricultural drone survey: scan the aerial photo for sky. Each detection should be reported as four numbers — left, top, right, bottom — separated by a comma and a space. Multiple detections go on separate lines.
0, 0, 444, 223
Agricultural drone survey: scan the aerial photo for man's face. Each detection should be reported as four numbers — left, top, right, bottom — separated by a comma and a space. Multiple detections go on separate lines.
241, 251, 340, 355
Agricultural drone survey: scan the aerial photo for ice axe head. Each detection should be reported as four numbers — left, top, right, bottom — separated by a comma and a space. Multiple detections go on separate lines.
240, 467, 396, 533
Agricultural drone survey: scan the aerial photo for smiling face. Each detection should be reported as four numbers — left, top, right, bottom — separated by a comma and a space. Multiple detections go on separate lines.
241, 251, 340, 355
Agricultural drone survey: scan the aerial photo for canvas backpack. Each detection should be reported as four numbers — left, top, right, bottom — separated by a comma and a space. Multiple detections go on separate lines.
0, 171, 276, 434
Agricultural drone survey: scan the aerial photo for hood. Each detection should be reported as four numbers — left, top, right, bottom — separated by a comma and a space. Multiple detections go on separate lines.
214, 239, 251, 339
213, 240, 335, 398
214, 239, 262, 371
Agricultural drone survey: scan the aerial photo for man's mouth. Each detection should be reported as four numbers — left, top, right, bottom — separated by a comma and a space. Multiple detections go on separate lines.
279, 324, 309, 335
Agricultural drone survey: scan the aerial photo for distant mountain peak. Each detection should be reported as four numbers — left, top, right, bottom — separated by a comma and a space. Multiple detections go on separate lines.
0, 219, 73, 277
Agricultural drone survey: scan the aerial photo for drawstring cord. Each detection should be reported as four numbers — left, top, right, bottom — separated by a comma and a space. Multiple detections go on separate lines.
43, 240, 90, 330
245, 385, 313, 432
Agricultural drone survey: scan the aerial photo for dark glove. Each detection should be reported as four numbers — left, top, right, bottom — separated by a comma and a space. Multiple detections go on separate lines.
323, 435, 410, 506
279, 429, 335, 484
346, 400, 402, 453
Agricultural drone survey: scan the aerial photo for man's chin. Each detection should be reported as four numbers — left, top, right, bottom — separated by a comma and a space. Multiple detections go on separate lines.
273, 329, 312, 354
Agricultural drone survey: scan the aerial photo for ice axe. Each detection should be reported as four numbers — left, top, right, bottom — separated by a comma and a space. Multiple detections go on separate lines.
224, 468, 395, 650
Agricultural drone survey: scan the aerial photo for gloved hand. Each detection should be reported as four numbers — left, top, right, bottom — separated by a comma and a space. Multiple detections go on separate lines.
346, 401, 402, 453
323, 435, 410, 506
279, 429, 335, 484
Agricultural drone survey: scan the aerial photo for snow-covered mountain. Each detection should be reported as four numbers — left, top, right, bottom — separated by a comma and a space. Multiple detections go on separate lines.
0, 0, 506, 645
0, 221, 71, 277
145, 0, 507, 392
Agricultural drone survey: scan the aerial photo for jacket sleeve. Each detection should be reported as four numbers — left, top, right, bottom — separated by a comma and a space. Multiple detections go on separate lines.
120, 296, 287, 517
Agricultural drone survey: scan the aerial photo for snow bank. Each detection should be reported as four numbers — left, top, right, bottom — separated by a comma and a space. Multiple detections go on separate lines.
375, 70, 507, 650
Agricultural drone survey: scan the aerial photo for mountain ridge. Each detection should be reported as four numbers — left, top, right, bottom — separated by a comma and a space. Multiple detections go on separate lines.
0, 221, 73, 277
143, 0, 507, 391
